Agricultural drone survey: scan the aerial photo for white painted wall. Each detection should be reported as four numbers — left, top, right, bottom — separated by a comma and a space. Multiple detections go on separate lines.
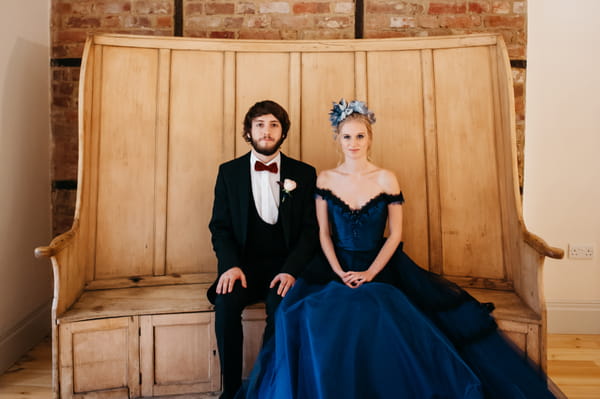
0, 2, 52, 372
525, 0, 600, 333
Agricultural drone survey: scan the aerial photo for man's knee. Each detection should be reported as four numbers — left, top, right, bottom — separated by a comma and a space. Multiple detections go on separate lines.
265, 288, 283, 316
214, 281, 248, 314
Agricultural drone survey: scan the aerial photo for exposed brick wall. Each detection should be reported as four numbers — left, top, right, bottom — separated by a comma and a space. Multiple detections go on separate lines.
52, 0, 174, 58
49, 0, 528, 235
364, 0, 526, 59
512, 66, 526, 190
51, 64, 80, 235
184, 1, 355, 39
51, 66, 79, 182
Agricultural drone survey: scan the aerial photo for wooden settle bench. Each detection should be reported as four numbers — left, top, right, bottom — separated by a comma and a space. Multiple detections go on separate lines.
36, 33, 564, 398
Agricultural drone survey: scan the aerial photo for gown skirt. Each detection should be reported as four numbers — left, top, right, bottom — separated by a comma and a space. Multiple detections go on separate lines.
235, 189, 556, 398
236, 247, 556, 399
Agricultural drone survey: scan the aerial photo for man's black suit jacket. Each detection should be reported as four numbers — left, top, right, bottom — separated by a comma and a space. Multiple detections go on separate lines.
208, 152, 318, 288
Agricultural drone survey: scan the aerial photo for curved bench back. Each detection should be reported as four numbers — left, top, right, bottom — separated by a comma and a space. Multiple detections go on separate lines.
71, 33, 530, 304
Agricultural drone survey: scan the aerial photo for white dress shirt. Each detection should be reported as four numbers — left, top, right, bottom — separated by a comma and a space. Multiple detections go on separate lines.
250, 151, 281, 224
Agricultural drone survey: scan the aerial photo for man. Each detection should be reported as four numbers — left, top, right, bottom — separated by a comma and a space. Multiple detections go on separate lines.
208, 100, 318, 399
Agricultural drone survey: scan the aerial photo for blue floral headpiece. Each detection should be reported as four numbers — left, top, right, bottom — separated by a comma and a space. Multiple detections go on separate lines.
328, 99, 376, 129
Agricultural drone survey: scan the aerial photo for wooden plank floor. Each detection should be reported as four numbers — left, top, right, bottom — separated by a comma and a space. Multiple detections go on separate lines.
0, 336, 52, 399
0, 334, 598, 398
548, 334, 600, 399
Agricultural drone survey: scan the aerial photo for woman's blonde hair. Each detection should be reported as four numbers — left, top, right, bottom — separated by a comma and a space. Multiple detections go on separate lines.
334, 113, 373, 139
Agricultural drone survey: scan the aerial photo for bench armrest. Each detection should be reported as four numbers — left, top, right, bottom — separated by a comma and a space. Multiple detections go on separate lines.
523, 230, 564, 259
35, 225, 78, 258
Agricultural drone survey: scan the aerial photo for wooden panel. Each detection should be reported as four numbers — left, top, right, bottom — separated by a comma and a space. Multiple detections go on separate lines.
84, 272, 215, 291
80, 41, 99, 284
300, 52, 356, 172
222, 52, 236, 160
433, 46, 504, 279
242, 306, 267, 379
54, 235, 86, 318
496, 319, 541, 367
59, 317, 139, 397
73, 389, 129, 399
154, 48, 171, 276
235, 52, 291, 158
518, 243, 545, 317
354, 51, 367, 101
140, 313, 220, 396
420, 48, 443, 274
166, 50, 225, 274
499, 323, 527, 354
94, 46, 159, 279
74, 41, 103, 285
495, 41, 541, 312
93, 33, 498, 52
488, 46, 513, 283
287, 52, 302, 158
527, 323, 541, 366
366, 50, 429, 268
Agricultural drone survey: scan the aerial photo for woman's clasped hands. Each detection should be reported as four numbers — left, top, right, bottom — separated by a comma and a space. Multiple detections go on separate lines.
340, 269, 374, 288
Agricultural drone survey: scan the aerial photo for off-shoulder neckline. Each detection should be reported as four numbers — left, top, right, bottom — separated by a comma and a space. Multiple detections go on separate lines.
315, 187, 404, 214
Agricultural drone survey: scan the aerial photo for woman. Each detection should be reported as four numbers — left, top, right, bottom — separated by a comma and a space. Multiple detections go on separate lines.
236, 100, 556, 399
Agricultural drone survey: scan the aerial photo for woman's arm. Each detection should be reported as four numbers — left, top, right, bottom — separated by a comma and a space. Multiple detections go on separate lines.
316, 196, 346, 279
365, 203, 403, 277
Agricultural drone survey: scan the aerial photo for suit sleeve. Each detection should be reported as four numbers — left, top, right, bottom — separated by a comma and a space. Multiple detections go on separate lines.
281, 166, 319, 277
208, 165, 241, 276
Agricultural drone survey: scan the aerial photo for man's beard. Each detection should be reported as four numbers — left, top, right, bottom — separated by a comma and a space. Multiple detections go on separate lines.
250, 136, 285, 156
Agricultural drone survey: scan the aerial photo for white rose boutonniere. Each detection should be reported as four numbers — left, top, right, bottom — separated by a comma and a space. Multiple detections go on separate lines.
278, 178, 297, 202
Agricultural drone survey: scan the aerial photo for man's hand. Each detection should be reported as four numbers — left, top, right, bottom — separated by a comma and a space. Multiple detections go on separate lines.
216, 267, 247, 294
270, 273, 296, 297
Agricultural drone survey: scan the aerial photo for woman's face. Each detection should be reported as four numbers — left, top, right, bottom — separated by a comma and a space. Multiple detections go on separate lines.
337, 119, 371, 160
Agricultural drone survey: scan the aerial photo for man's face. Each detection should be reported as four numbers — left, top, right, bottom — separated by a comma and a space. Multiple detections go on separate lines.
249, 113, 284, 156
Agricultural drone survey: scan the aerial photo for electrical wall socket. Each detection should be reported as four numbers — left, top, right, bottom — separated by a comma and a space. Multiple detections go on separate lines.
568, 244, 594, 259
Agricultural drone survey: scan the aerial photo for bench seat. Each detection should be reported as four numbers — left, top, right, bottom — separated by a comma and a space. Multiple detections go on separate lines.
58, 283, 214, 324
59, 283, 540, 327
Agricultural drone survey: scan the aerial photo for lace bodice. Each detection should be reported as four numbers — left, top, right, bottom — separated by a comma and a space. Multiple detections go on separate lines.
315, 188, 404, 252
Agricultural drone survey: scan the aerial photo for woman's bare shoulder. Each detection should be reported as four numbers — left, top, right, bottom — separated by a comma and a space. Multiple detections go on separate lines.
316, 168, 339, 188
374, 168, 400, 194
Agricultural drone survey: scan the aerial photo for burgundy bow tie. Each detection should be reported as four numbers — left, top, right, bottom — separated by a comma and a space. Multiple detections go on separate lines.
254, 161, 278, 173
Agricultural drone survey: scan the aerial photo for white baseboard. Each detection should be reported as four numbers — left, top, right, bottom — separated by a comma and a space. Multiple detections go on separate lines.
0, 301, 51, 374
546, 300, 600, 334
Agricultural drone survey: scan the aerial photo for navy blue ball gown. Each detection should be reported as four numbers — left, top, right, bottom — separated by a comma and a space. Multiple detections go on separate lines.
235, 188, 556, 399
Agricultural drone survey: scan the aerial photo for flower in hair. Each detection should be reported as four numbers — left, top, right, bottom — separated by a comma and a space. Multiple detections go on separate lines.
328, 99, 376, 128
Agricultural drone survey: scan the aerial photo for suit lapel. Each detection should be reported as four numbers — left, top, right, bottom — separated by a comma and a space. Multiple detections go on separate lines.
279, 153, 292, 248
236, 153, 251, 246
